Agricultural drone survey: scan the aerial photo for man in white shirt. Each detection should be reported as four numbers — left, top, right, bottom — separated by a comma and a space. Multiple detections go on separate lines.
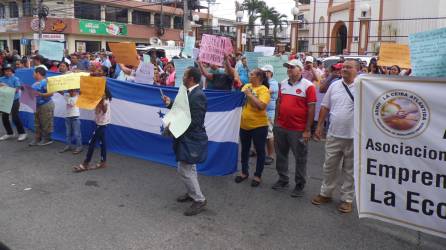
312, 59, 359, 213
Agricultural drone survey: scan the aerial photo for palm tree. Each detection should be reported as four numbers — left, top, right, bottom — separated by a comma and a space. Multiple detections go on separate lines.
258, 6, 277, 45
242, 0, 265, 33
271, 13, 288, 43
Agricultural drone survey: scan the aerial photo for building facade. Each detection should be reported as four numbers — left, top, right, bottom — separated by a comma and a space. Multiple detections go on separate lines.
308, 0, 446, 56
0, 0, 210, 54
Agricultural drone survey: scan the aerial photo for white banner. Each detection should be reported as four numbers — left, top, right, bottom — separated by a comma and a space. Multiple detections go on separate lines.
254, 46, 275, 56
354, 75, 446, 238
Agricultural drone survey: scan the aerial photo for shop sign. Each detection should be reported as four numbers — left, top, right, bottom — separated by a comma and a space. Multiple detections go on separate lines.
52, 20, 67, 32
79, 20, 128, 36
33, 33, 65, 41
0, 18, 19, 32
30, 18, 45, 32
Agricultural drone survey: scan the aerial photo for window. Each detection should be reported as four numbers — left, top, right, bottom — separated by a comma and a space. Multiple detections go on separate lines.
298, 40, 309, 52
0, 4, 5, 19
23, 0, 33, 17
298, 0, 310, 4
132, 10, 150, 25
9, 2, 18, 18
173, 16, 183, 29
105, 6, 128, 23
74, 1, 101, 20
154, 14, 171, 28
318, 16, 325, 44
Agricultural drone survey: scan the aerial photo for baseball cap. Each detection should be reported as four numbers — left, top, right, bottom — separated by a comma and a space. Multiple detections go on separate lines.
305, 56, 314, 63
283, 59, 303, 69
3, 64, 14, 73
260, 64, 274, 74
332, 63, 343, 70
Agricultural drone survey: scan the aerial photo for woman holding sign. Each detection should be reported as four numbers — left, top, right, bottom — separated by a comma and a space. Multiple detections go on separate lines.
0, 65, 27, 141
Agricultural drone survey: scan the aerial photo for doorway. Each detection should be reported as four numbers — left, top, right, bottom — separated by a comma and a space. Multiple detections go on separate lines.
331, 21, 347, 55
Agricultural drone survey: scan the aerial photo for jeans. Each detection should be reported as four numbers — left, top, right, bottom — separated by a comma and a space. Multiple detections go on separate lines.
240, 126, 268, 177
65, 117, 82, 148
84, 125, 107, 164
2, 99, 25, 135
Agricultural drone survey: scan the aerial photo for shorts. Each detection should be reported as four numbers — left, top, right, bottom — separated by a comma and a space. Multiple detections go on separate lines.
267, 117, 274, 139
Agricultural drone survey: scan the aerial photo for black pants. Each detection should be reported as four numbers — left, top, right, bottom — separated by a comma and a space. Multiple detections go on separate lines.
84, 125, 107, 164
240, 126, 268, 177
2, 99, 25, 135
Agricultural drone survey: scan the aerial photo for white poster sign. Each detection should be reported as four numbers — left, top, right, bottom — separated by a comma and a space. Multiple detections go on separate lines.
134, 62, 154, 85
162, 85, 191, 138
354, 75, 446, 238
254, 46, 275, 56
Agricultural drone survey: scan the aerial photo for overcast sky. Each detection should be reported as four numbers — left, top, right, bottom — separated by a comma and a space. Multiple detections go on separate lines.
209, 0, 297, 21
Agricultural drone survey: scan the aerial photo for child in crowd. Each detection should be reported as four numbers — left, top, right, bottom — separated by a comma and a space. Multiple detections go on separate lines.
29, 67, 54, 146
73, 66, 111, 172
59, 89, 83, 154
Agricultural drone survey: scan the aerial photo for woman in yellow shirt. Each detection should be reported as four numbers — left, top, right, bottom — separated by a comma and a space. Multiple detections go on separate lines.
235, 69, 271, 187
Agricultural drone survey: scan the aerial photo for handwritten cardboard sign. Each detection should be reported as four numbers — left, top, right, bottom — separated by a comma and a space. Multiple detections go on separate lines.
198, 34, 233, 66
108, 42, 139, 67
0, 86, 16, 114
47, 72, 90, 93
378, 43, 411, 69
76, 76, 106, 110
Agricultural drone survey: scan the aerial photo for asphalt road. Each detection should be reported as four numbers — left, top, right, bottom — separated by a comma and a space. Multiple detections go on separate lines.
1, 128, 445, 250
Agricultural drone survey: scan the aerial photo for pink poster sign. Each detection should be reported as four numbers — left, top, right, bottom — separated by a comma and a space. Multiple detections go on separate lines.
198, 34, 233, 66
20, 85, 37, 112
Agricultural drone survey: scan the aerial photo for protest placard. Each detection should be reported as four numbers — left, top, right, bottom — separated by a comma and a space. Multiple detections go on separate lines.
39, 40, 64, 61
192, 48, 200, 60
47, 72, 90, 93
355, 75, 446, 239
19, 85, 37, 112
183, 35, 196, 57
143, 54, 151, 64
134, 62, 154, 84
199, 34, 233, 66
162, 85, 191, 138
244, 52, 263, 69
0, 86, 16, 113
108, 42, 139, 67
254, 46, 275, 56
257, 56, 288, 82
409, 27, 446, 77
378, 43, 411, 69
76, 76, 106, 110
173, 58, 195, 87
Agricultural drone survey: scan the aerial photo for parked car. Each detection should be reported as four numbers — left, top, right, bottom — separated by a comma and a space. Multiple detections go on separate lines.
321, 55, 376, 69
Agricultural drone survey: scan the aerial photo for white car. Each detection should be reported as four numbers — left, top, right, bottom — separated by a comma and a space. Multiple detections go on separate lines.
321, 55, 376, 69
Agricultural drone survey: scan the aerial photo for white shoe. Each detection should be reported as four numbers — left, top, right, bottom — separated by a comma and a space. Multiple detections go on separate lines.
18, 134, 27, 141
0, 134, 13, 141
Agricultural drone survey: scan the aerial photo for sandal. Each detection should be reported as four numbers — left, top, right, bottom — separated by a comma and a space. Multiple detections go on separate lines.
73, 163, 89, 173
90, 161, 107, 170
234, 175, 248, 183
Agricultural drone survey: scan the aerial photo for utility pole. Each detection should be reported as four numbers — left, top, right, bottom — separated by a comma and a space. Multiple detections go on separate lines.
183, 0, 190, 40
37, 0, 43, 45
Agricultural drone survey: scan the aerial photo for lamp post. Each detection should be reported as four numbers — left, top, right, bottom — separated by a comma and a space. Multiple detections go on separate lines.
191, 14, 201, 42
236, 10, 244, 23
235, 10, 246, 52
358, 3, 371, 55
290, 6, 301, 53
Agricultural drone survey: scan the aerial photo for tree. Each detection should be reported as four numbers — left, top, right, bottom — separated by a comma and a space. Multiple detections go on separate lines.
242, 0, 265, 33
271, 13, 288, 43
258, 6, 277, 45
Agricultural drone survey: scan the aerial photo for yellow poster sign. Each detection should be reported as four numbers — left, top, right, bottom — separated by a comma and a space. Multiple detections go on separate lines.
108, 42, 139, 67
76, 76, 106, 110
378, 43, 411, 69
47, 72, 90, 93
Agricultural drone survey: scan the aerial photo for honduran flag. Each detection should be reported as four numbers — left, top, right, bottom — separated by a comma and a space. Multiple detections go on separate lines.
15, 69, 244, 176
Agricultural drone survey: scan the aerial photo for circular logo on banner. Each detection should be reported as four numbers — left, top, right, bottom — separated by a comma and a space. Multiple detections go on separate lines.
372, 89, 430, 139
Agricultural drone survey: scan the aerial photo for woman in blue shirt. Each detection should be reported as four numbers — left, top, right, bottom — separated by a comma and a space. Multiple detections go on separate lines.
0, 65, 27, 141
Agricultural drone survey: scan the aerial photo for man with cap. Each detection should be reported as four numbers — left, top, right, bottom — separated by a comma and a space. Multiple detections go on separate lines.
0, 64, 27, 141
261, 64, 279, 165
272, 59, 316, 197
302, 56, 321, 85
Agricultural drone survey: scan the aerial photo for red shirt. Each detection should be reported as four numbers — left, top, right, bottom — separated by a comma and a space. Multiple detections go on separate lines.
276, 77, 317, 131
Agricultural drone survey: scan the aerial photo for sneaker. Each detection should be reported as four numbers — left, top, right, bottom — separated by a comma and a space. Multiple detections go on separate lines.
176, 193, 194, 203
311, 195, 332, 205
59, 146, 71, 153
37, 139, 54, 146
17, 134, 27, 141
265, 156, 274, 165
28, 139, 40, 146
338, 202, 353, 213
0, 134, 13, 141
184, 200, 207, 216
290, 186, 305, 197
271, 180, 289, 191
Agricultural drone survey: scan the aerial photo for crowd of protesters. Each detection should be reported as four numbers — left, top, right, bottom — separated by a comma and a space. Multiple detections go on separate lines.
0, 44, 413, 215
